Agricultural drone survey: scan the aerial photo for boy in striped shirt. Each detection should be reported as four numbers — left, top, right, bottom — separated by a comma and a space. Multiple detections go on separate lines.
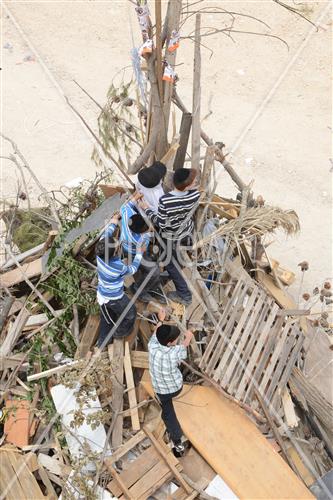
140, 168, 200, 305
96, 212, 145, 347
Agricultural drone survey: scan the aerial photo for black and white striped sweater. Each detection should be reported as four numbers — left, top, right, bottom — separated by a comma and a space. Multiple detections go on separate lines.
145, 189, 201, 240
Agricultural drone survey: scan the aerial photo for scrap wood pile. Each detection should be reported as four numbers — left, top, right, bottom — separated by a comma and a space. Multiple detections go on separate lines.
1, 1, 333, 499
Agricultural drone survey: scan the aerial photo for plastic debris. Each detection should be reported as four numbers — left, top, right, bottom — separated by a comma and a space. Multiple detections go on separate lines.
168, 30, 180, 52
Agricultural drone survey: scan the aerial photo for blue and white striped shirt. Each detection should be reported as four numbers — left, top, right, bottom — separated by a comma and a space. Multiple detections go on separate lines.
120, 201, 151, 255
97, 223, 142, 304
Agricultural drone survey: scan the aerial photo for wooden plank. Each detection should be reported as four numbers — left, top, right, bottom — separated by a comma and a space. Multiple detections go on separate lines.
234, 303, 279, 401
37, 462, 58, 499
204, 282, 249, 377
254, 389, 299, 475
124, 342, 140, 431
144, 429, 191, 494
133, 460, 173, 500
214, 287, 261, 382
0, 353, 28, 371
23, 309, 64, 330
138, 319, 152, 350
107, 446, 160, 497
256, 321, 292, 400
7, 451, 46, 499
200, 145, 215, 192
109, 466, 132, 499
105, 430, 146, 466
199, 279, 244, 369
242, 310, 282, 401
257, 272, 308, 332
174, 112, 192, 170
219, 291, 265, 388
0, 452, 24, 500
191, 13, 201, 170
0, 258, 42, 287
285, 443, 315, 487
110, 338, 125, 450
268, 329, 304, 405
282, 388, 299, 429
276, 309, 310, 317
75, 314, 100, 359
130, 350, 149, 369
0, 307, 30, 356
38, 453, 71, 476
0, 295, 14, 333
142, 382, 314, 500
27, 359, 81, 382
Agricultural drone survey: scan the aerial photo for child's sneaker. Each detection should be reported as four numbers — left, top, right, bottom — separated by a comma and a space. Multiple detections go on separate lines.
172, 441, 185, 457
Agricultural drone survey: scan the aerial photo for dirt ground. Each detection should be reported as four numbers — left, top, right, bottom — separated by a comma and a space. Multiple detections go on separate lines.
1, 0, 332, 299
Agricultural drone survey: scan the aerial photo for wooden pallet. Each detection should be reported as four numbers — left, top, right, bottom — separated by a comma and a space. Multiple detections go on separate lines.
105, 429, 194, 500
199, 262, 304, 409
0, 450, 47, 499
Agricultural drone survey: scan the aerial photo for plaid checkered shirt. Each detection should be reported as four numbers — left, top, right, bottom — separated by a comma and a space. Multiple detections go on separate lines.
148, 333, 187, 395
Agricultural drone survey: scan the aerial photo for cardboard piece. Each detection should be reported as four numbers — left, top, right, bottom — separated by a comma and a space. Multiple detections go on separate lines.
4, 399, 30, 447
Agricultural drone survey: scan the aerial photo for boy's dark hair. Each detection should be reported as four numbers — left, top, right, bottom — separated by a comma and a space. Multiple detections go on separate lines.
173, 168, 198, 191
129, 214, 149, 234
95, 237, 118, 260
138, 161, 167, 188
156, 324, 181, 346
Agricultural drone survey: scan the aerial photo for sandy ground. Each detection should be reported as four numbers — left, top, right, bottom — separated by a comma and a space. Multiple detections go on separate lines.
1, 0, 332, 298
1, 0, 332, 405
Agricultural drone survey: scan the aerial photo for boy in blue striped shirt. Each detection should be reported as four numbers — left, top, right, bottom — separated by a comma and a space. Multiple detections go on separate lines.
120, 194, 164, 304
96, 212, 145, 347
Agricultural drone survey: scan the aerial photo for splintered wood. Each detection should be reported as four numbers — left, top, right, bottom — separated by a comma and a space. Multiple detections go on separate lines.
199, 264, 304, 410
105, 428, 193, 500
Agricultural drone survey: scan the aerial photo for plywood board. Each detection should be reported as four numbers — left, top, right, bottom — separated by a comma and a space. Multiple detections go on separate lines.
142, 382, 314, 500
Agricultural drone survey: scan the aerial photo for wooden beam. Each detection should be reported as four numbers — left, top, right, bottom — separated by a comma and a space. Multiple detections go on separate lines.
157, 0, 182, 158
130, 350, 149, 369
144, 428, 192, 494
191, 13, 201, 170
74, 314, 100, 359
110, 339, 125, 449
155, 0, 163, 101
27, 360, 81, 382
108, 466, 132, 500
200, 145, 215, 192
0, 295, 14, 333
174, 112, 192, 170
0, 307, 30, 356
105, 430, 146, 465
276, 309, 310, 317
124, 342, 140, 431
254, 388, 299, 475
0, 258, 42, 288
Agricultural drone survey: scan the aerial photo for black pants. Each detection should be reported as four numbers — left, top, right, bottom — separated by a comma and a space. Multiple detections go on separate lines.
98, 294, 136, 346
162, 238, 192, 301
156, 387, 183, 444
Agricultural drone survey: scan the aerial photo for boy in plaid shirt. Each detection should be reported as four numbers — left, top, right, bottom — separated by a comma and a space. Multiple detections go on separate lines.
148, 309, 193, 455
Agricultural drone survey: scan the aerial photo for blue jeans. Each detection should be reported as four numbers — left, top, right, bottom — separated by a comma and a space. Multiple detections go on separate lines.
99, 294, 136, 346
